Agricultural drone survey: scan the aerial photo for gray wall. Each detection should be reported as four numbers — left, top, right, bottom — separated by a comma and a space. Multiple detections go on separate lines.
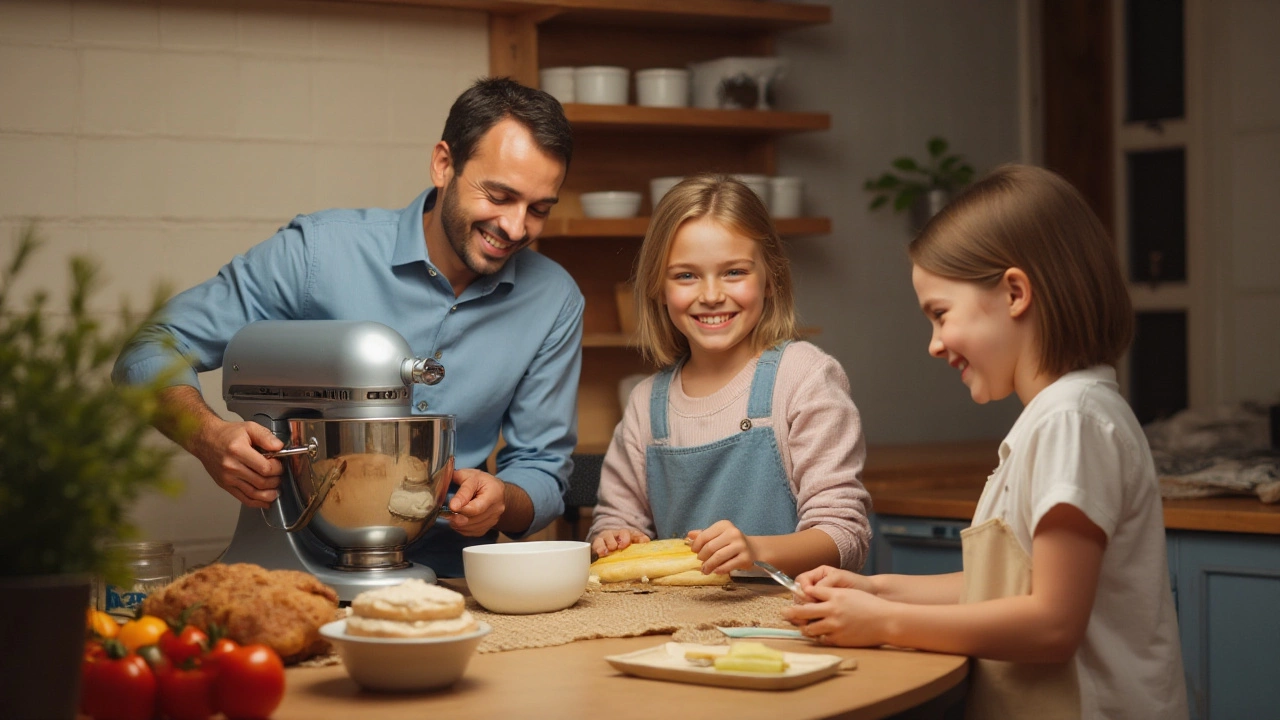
777, 0, 1025, 443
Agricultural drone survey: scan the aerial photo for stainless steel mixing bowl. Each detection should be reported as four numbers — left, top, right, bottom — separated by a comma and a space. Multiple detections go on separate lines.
268, 416, 455, 570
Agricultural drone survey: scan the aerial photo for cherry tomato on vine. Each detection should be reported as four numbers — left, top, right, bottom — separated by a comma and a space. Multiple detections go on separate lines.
159, 624, 209, 665
117, 615, 168, 653
80, 639, 157, 720
157, 661, 218, 720
212, 643, 285, 720
86, 608, 119, 639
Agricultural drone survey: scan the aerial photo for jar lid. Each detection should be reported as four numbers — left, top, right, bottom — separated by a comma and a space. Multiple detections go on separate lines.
110, 540, 174, 557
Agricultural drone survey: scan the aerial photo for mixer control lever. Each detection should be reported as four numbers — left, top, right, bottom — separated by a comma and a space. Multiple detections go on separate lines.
404, 357, 445, 386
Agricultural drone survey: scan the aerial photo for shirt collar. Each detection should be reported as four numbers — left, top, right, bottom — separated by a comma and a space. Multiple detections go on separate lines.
393, 188, 517, 294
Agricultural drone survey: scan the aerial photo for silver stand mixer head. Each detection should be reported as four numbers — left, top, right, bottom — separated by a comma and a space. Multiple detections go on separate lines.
216, 320, 454, 602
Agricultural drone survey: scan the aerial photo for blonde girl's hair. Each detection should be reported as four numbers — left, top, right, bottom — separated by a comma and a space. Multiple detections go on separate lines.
908, 163, 1133, 377
633, 173, 799, 368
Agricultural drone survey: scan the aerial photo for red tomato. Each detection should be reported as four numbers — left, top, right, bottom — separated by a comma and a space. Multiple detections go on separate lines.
157, 662, 217, 720
212, 643, 285, 720
159, 624, 209, 665
80, 641, 157, 720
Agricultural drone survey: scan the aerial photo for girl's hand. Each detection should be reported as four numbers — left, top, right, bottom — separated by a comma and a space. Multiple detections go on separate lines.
781, 584, 888, 647
794, 566, 875, 595
687, 520, 754, 575
591, 529, 649, 558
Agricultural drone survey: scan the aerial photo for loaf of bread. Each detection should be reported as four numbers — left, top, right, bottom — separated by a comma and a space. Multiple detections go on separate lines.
589, 538, 726, 585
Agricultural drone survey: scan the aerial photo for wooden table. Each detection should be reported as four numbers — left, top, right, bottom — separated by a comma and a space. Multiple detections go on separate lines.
278, 635, 968, 720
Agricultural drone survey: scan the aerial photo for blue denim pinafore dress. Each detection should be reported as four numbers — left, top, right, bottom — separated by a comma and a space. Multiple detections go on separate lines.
646, 344, 799, 540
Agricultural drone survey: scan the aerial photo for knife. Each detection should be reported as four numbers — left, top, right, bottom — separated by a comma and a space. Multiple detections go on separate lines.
754, 561, 804, 597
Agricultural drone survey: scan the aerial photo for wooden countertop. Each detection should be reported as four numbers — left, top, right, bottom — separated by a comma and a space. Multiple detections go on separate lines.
865, 441, 1280, 535
278, 582, 968, 720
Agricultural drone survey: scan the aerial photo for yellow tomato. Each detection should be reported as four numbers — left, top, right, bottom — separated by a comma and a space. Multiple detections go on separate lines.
116, 615, 168, 652
85, 609, 119, 639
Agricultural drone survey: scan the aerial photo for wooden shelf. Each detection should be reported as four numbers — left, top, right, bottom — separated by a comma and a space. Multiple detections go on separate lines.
341, 1, 830, 31
542, 216, 830, 239
563, 104, 829, 134
575, 440, 611, 455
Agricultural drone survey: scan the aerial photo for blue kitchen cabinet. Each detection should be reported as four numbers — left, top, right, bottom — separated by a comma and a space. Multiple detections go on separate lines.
1168, 530, 1280, 720
868, 514, 967, 576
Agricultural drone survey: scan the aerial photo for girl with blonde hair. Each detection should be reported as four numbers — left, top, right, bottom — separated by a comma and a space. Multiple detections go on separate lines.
784, 164, 1187, 719
588, 173, 872, 579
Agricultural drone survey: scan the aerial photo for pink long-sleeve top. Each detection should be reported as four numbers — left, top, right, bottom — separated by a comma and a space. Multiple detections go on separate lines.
587, 341, 873, 571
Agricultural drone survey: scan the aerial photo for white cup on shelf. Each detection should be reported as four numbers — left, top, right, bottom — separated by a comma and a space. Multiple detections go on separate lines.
731, 173, 771, 207
768, 176, 803, 218
539, 67, 576, 104
649, 176, 684, 210
574, 66, 629, 105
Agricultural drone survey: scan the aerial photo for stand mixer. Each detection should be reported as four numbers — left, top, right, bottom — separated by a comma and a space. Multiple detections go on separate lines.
217, 320, 454, 601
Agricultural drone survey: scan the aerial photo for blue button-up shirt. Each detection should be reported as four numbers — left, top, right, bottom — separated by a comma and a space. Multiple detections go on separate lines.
113, 188, 584, 576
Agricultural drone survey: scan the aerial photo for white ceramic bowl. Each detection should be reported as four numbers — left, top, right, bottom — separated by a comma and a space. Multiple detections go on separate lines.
731, 173, 771, 206
580, 191, 642, 219
539, 66, 576, 104
463, 540, 590, 614
649, 176, 684, 210
574, 66, 629, 105
320, 619, 490, 692
635, 68, 690, 107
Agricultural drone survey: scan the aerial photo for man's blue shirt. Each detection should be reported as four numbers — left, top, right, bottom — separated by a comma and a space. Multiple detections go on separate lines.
113, 188, 584, 576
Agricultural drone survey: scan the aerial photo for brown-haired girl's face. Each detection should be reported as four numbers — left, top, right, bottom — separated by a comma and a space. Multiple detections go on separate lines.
911, 264, 1024, 405
664, 217, 768, 369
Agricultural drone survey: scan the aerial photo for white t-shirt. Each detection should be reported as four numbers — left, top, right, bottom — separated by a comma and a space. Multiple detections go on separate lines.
972, 365, 1188, 719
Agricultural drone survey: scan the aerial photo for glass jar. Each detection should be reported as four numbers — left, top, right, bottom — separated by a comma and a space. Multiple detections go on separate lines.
99, 541, 174, 621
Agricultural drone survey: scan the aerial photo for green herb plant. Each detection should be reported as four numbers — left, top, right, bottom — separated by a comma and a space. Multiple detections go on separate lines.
864, 136, 976, 213
0, 222, 189, 583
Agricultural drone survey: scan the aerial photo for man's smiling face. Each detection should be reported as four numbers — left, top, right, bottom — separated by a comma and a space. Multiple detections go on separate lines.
433, 117, 564, 286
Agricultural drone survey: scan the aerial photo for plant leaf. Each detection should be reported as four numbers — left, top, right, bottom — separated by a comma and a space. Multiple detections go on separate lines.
892, 157, 920, 173
927, 137, 948, 158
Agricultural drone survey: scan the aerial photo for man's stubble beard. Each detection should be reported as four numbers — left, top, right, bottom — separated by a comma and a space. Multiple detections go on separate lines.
439, 176, 527, 278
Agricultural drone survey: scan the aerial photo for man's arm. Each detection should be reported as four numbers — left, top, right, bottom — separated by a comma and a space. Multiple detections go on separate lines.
493, 287, 585, 536
158, 386, 284, 508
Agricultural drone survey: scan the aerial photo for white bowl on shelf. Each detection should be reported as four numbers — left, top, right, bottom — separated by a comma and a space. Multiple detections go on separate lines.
539, 66, 576, 104
463, 540, 590, 614
635, 68, 690, 107
574, 66, 629, 105
649, 176, 684, 210
320, 619, 491, 692
581, 191, 643, 219
731, 174, 771, 206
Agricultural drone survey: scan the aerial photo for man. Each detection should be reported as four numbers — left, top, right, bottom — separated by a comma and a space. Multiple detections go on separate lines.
113, 78, 582, 576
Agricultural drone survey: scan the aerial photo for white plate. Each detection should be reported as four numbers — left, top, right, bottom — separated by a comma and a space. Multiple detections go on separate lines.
605, 642, 842, 691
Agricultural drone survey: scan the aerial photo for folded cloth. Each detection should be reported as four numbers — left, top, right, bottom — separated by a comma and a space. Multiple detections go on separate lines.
1145, 402, 1280, 504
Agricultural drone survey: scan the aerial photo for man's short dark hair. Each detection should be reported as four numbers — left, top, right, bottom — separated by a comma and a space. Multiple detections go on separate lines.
441, 77, 573, 175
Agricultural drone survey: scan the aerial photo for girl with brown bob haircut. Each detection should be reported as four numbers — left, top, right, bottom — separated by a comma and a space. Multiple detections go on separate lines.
587, 173, 872, 583
784, 164, 1187, 719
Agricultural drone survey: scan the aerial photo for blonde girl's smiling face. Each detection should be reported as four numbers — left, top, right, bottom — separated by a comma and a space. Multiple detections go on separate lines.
664, 217, 768, 369
911, 264, 1037, 405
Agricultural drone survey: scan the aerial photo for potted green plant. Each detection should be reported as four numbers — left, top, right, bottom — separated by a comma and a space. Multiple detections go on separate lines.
0, 222, 187, 719
863, 136, 976, 231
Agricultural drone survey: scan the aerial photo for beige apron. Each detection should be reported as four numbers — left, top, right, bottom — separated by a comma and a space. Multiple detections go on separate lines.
959, 517, 1081, 719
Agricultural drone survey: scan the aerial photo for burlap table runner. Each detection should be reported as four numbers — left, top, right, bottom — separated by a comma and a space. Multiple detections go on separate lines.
470, 583, 796, 654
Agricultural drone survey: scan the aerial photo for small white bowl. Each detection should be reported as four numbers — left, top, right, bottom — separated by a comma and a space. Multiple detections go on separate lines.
635, 68, 690, 108
580, 191, 642, 219
574, 66, 628, 105
463, 540, 590, 614
320, 618, 490, 692
649, 176, 684, 209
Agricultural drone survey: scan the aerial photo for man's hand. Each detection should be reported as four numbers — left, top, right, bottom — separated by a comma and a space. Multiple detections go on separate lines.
189, 417, 285, 508
446, 468, 508, 537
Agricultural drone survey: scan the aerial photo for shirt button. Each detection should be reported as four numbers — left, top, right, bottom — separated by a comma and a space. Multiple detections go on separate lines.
428, 268, 437, 277
434, 351, 442, 360
416, 400, 428, 412
450, 305, 457, 312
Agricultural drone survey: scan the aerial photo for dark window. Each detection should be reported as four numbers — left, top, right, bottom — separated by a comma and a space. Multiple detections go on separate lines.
1125, 0, 1184, 122
1130, 311, 1188, 424
1127, 148, 1186, 284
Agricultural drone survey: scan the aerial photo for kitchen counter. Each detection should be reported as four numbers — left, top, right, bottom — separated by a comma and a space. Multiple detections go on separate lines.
865, 441, 1280, 535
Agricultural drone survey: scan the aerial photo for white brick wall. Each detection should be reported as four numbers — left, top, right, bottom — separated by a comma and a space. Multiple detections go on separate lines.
0, 0, 489, 570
